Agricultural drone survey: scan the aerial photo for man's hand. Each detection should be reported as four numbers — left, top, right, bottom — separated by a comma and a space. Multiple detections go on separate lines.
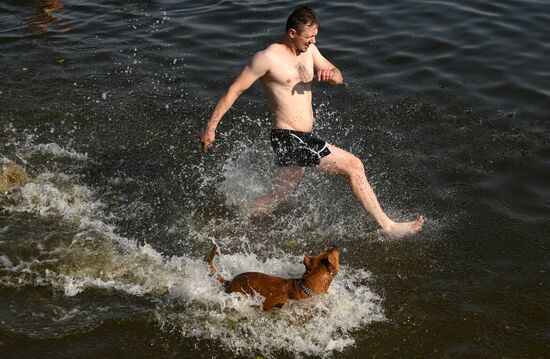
315, 67, 343, 85
200, 126, 216, 153
316, 68, 335, 82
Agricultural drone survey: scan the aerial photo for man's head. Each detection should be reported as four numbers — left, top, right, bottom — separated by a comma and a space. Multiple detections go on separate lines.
285, 6, 319, 53
285, 6, 318, 33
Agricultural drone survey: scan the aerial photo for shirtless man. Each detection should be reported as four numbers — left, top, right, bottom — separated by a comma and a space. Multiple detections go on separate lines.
201, 6, 424, 238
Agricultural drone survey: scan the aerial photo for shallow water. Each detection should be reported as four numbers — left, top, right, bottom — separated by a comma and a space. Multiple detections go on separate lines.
1, 0, 549, 358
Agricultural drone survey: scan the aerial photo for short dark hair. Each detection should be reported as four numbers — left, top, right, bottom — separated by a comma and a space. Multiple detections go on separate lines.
285, 6, 318, 33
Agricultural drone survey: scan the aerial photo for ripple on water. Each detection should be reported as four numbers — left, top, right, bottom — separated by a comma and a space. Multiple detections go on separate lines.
1, 0, 550, 357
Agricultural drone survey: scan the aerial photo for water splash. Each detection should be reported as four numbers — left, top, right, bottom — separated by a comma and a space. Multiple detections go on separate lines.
0, 132, 386, 357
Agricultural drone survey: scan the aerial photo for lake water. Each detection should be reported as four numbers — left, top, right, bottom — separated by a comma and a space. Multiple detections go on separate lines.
1, 0, 549, 357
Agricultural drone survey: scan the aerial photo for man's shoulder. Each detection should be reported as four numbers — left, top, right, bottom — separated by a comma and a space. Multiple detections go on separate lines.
308, 44, 321, 55
249, 43, 284, 69
255, 43, 284, 59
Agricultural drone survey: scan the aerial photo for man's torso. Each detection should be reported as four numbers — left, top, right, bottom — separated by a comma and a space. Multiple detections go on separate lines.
260, 43, 315, 132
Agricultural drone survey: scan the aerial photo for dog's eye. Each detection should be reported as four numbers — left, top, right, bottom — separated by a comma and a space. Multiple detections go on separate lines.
321, 258, 330, 266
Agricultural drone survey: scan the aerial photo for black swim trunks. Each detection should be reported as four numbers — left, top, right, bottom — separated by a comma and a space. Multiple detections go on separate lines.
270, 129, 331, 167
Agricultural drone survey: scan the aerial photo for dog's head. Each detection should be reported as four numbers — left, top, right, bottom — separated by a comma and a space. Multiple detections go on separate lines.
302, 247, 340, 292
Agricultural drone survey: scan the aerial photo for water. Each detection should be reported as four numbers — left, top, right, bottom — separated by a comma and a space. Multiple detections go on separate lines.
1, 0, 549, 357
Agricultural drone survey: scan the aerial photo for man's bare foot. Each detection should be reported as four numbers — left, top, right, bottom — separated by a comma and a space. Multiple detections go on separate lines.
381, 216, 425, 239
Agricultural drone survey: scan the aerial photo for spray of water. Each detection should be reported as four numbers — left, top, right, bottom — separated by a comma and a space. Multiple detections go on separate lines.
0, 125, 386, 357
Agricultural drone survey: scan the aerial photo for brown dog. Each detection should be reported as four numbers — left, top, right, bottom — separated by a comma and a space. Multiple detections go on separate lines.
208, 245, 340, 310
0, 162, 28, 193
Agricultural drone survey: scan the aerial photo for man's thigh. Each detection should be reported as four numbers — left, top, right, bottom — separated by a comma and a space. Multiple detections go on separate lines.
316, 144, 359, 175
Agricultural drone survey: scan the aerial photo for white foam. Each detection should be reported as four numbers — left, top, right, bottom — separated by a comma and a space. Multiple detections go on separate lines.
0, 255, 13, 268
5, 200, 385, 358
26, 143, 88, 161
31, 236, 385, 357
159, 252, 385, 358
11, 180, 102, 222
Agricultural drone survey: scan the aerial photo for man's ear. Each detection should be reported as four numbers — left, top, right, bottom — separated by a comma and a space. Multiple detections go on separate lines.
303, 255, 312, 270
288, 28, 297, 38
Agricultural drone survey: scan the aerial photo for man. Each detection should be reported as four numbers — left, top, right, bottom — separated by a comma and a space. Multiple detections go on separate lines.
201, 6, 424, 239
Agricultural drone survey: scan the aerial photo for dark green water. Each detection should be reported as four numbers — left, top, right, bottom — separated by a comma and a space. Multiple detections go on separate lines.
1, 0, 549, 358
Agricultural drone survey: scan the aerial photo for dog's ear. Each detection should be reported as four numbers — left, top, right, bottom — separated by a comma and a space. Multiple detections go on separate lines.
325, 253, 339, 274
303, 255, 313, 270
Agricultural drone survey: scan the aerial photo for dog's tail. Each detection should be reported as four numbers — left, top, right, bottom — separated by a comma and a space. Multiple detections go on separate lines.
208, 245, 226, 286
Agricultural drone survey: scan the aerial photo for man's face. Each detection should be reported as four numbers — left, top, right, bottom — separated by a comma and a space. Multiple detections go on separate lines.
293, 24, 318, 53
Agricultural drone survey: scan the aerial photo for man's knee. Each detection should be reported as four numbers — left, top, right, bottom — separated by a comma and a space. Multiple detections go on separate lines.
346, 155, 365, 176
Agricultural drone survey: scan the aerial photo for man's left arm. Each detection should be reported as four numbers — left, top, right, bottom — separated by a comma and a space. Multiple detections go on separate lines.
311, 45, 344, 85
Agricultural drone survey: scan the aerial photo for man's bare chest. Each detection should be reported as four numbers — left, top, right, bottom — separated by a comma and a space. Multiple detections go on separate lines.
267, 58, 314, 87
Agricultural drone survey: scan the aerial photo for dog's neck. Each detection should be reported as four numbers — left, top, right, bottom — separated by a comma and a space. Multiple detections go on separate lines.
297, 278, 318, 297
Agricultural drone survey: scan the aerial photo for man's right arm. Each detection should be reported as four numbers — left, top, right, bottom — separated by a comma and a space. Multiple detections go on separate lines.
201, 51, 270, 152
